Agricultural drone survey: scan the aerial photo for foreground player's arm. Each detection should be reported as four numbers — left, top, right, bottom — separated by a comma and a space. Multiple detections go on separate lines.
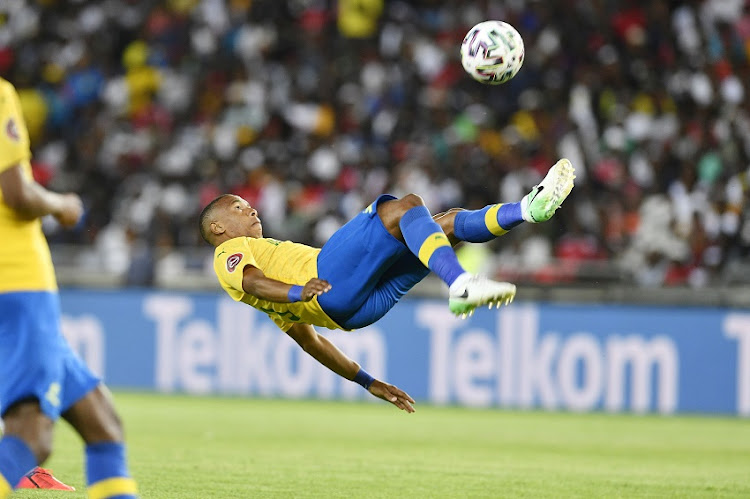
285, 322, 416, 413
0, 163, 82, 226
242, 265, 331, 303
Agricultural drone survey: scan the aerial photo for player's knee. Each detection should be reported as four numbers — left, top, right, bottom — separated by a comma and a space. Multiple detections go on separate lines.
400, 193, 425, 210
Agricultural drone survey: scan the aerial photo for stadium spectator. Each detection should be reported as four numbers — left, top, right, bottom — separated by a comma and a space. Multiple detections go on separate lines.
2, 0, 750, 288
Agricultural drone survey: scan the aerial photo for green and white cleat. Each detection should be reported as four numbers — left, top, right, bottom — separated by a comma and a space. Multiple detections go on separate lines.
521, 158, 576, 223
448, 274, 516, 318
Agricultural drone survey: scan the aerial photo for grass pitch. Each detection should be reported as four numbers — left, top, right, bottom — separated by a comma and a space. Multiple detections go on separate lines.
16, 392, 750, 498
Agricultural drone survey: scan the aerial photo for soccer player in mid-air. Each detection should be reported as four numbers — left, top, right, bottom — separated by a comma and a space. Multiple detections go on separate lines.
200, 159, 575, 413
0, 77, 138, 498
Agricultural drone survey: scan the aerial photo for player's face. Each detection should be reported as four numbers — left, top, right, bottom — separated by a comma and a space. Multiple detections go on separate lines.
220, 195, 263, 238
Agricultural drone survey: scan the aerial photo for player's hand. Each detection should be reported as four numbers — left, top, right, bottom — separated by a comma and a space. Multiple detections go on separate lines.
368, 380, 416, 413
54, 193, 83, 228
301, 278, 331, 301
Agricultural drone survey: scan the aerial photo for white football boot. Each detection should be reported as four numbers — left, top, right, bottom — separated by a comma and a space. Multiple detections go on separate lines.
448, 273, 516, 318
521, 158, 576, 223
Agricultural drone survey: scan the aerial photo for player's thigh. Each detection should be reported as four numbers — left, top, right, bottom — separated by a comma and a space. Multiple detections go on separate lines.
63, 384, 123, 444
338, 253, 430, 330
2, 399, 55, 454
0, 291, 102, 439
375, 193, 426, 240
317, 195, 408, 317
0, 292, 70, 421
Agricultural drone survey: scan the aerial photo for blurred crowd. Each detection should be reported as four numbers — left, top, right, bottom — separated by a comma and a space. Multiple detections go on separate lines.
3, 0, 750, 288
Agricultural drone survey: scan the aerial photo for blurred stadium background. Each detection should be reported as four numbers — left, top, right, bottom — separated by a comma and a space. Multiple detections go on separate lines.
3, 0, 750, 496
4, 0, 750, 303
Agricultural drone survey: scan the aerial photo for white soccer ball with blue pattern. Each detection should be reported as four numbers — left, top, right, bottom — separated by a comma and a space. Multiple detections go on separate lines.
461, 20, 525, 85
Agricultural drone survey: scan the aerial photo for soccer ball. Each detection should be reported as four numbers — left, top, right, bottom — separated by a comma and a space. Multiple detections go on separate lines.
460, 20, 525, 85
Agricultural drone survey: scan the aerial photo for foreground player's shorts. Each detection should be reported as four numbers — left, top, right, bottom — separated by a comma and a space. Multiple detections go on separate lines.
0, 291, 100, 419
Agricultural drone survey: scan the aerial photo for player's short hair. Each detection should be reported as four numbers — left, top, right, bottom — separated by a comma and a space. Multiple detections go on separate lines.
199, 194, 233, 245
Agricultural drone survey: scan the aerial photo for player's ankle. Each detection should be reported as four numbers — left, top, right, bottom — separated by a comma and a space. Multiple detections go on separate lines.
449, 272, 471, 295
520, 193, 534, 223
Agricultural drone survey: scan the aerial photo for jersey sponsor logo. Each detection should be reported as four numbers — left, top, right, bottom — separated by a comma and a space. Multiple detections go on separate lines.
226, 253, 243, 273
5, 118, 19, 142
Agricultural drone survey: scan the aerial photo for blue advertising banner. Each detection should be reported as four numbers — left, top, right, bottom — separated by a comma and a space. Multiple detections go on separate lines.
59, 290, 750, 416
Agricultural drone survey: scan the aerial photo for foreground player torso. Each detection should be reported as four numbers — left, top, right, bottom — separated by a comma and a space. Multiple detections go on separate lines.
0, 78, 57, 293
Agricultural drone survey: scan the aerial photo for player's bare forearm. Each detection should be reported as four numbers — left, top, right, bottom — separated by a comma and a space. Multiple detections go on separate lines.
241, 266, 296, 302
242, 265, 331, 302
285, 323, 360, 379
0, 164, 81, 225
285, 323, 416, 413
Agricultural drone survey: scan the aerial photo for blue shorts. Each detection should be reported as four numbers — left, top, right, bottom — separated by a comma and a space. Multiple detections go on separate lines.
317, 195, 430, 329
0, 291, 100, 420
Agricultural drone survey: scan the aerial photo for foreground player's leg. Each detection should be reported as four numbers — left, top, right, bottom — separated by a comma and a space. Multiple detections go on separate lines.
0, 400, 56, 499
63, 386, 138, 499
453, 158, 576, 242
17, 467, 75, 491
0, 435, 37, 498
86, 442, 137, 499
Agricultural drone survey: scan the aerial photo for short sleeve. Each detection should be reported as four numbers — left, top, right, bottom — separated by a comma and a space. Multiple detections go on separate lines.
214, 238, 260, 295
0, 81, 31, 173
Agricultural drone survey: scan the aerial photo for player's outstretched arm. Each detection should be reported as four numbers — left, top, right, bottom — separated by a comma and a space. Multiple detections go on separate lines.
242, 265, 331, 303
367, 379, 416, 413
0, 163, 82, 226
285, 323, 416, 413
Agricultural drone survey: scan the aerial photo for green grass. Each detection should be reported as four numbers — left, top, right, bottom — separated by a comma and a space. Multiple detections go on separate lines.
15, 392, 750, 498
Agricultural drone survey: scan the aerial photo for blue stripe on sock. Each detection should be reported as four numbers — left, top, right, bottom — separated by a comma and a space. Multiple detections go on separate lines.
496, 202, 523, 230
427, 246, 465, 285
399, 205, 465, 286
86, 442, 130, 485
454, 207, 493, 242
0, 436, 37, 489
454, 203, 523, 242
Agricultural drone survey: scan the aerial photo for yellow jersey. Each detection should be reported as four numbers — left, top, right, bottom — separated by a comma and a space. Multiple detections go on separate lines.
213, 236, 342, 331
0, 78, 57, 293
